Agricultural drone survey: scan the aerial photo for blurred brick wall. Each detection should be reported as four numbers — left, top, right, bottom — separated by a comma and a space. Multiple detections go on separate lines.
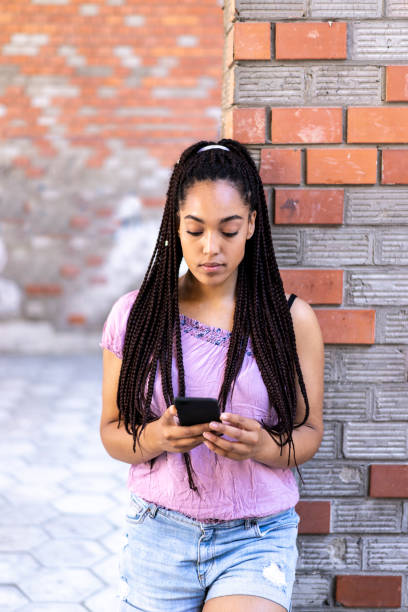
0, 0, 224, 348
222, 0, 408, 609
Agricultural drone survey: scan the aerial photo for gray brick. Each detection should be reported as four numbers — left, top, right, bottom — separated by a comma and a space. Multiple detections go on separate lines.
324, 385, 370, 421
375, 229, 408, 265
347, 270, 408, 305
238, 0, 307, 18
79, 3, 99, 16
353, 21, 408, 60
343, 422, 407, 459
236, 66, 305, 105
124, 15, 145, 27
271, 228, 301, 265
75, 67, 112, 78
311, 0, 382, 17
292, 574, 331, 606
314, 422, 337, 459
298, 535, 362, 571
308, 66, 381, 104
365, 536, 408, 570
299, 461, 365, 497
333, 500, 402, 532
340, 347, 407, 383
323, 348, 338, 383
386, 0, 408, 16
303, 229, 372, 266
346, 188, 408, 225
374, 385, 408, 421
377, 308, 408, 344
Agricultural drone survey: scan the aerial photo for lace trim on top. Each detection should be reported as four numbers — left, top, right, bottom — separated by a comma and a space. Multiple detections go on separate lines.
179, 313, 253, 357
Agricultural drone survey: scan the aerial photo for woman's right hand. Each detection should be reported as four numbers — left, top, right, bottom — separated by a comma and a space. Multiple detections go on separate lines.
154, 405, 211, 454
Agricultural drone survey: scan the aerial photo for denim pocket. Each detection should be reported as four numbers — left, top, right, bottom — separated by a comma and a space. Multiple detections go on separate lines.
125, 496, 150, 525
254, 507, 300, 538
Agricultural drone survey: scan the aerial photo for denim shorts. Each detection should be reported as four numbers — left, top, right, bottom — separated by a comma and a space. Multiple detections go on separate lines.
117, 492, 300, 612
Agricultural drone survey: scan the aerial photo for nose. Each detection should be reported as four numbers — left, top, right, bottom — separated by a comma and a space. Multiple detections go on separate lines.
202, 230, 220, 256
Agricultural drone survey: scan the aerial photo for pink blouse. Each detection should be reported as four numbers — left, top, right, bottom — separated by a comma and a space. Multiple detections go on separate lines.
100, 289, 299, 521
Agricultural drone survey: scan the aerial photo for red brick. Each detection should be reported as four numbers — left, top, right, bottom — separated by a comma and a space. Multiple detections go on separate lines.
95, 207, 113, 217
348, 107, 408, 143
307, 149, 377, 184
276, 22, 347, 60
234, 22, 271, 60
275, 189, 343, 224
386, 66, 408, 101
295, 501, 331, 534
280, 269, 343, 304
224, 107, 266, 144
260, 149, 301, 184
369, 464, 408, 498
60, 264, 80, 279
67, 313, 86, 325
335, 575, 402, 607
382, 149, 408, 184
271, 108, 342, 144
25, 284, 63, 296
70, 216, 90, 229
315, 309, 375, 344
142, 197, 164, 208
86, 254, 103, 267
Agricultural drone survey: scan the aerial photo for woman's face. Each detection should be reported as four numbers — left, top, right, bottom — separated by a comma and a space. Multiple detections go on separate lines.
177, 179, 256, 286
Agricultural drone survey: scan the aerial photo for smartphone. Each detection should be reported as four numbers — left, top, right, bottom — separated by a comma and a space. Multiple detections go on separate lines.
174, 396, 221, 427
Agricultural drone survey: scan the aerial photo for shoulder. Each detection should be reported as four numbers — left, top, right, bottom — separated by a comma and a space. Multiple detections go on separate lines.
287, 294, 324, 353
100, 288, 140, 359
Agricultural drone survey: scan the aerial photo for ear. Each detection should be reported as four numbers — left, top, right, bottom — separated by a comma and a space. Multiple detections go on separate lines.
247, 210, 257, 240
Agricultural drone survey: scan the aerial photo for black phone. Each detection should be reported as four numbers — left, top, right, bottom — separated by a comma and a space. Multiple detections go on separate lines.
174, 396, 221, 427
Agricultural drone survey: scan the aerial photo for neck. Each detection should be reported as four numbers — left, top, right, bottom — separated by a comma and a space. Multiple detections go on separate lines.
181, 269, 238, 306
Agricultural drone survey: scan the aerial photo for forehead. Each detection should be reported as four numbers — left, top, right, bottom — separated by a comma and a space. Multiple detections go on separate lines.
180, 179, 247, 213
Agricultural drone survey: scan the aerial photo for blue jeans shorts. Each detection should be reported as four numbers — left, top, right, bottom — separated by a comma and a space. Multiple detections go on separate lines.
117, 493, 300, 612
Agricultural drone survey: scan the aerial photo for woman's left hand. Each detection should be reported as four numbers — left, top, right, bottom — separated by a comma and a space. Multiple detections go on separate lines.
203, 413, 267, 461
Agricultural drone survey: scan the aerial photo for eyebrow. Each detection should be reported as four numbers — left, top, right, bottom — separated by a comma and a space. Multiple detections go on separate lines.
183, 214, 243, 223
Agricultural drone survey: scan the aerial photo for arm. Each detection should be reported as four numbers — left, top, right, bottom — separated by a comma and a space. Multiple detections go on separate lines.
100, 348, 164, 464
255, 296, 325, 468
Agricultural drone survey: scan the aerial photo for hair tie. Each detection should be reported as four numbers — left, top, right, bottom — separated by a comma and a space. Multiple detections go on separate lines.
197, 144, 230, 153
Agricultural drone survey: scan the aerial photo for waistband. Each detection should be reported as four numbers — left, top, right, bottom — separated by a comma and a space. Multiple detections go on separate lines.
129, 492, 296, 530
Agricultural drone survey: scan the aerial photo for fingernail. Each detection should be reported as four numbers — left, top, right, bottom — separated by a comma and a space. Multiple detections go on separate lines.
210, 422, 219, 428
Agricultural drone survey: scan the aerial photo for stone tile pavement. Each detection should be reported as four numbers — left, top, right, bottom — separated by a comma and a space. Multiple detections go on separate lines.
0, 354, 130, 611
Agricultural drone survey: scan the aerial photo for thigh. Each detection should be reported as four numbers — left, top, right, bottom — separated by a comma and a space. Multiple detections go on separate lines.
118, 495, 205, 612
203, 595, 287, 611
204, 507, 300, 612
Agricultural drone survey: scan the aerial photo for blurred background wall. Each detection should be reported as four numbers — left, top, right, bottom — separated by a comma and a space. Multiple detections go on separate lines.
0, 0, 224, 352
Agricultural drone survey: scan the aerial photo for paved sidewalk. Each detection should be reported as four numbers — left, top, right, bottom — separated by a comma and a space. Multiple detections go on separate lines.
0, 354, 129, 611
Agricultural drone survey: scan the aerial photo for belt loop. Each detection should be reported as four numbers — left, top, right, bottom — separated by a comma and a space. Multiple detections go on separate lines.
148, 503, 158, 518
244, 519, 250, 530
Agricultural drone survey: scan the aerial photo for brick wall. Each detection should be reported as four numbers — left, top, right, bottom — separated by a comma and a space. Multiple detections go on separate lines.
0, 0, 223, 351
222, 0, 408, 609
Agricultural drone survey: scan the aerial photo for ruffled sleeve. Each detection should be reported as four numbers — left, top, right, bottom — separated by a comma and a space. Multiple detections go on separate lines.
99, 289, 139, 359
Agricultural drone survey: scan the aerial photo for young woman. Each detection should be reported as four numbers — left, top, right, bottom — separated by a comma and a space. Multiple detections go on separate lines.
100, 139, 324, 612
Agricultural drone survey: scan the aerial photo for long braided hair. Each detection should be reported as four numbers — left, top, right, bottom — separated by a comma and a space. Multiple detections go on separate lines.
116, 138, 310, 493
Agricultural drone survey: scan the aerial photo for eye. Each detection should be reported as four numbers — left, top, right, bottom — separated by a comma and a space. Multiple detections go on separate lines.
186, 231, 238, 237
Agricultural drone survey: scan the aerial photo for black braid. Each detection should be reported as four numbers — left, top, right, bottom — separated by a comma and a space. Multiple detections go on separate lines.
116, 138, 310, 491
